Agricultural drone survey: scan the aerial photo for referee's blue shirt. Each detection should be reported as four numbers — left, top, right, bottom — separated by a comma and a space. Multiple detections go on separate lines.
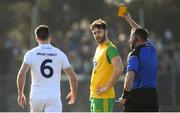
127, 41, 158, 90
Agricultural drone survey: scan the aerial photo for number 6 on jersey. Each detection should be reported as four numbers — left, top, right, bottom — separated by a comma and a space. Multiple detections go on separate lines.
40, 59, 54, 78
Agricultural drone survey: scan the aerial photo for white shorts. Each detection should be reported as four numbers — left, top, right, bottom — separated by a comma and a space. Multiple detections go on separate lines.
30, 97, 62, 112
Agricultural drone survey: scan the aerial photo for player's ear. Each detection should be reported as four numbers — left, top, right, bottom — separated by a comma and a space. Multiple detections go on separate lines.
136, 35, 142, 41
35, 37, 39, 43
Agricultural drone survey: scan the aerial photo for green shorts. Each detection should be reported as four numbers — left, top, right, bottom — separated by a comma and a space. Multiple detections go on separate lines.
90, 98, 115, 112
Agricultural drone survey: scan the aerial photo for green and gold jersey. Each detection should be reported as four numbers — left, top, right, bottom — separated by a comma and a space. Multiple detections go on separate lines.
90, 40, 119, 98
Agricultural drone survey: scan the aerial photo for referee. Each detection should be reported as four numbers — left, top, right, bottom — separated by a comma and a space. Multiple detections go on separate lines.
118, 12, 159, 112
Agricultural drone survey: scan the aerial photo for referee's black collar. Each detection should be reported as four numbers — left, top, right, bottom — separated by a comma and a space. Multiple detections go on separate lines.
134, 42, 151, 50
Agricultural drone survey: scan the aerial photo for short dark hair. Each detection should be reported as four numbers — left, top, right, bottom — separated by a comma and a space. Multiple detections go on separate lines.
134, 28, 149, 41
90, 18, 108, 30
35, 25, 49, 40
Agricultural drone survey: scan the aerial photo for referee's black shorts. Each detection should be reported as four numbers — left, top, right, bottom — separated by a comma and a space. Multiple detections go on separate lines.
124, 88, 159, 112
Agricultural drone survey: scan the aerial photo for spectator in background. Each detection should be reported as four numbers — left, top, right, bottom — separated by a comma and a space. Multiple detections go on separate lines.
0, 38, 13, 74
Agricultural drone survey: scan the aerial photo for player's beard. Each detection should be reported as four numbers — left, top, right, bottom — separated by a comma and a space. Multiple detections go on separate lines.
97, 33, 106, 44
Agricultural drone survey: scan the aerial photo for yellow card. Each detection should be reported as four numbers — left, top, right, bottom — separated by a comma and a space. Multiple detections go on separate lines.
118, 6, 127, 17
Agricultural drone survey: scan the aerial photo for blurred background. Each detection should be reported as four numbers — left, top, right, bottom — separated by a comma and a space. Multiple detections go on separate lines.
0, 0, 180, 112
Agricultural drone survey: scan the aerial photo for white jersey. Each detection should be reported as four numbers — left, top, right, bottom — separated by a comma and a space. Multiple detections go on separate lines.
23, 43, 71, 99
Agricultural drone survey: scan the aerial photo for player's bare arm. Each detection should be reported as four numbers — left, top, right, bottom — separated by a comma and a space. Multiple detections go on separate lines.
118, 71, 134, 106
16, 63, 30, 109
124, 71, 134, 92
124, 12, 142, 29
63, 67, 78, 105
96, 56, 124, 96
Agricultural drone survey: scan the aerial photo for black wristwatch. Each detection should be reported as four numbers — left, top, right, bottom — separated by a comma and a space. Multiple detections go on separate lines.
121, 89, 130, 99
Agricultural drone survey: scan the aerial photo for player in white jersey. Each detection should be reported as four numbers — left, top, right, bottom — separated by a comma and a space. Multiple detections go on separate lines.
17, 25, 78, 112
